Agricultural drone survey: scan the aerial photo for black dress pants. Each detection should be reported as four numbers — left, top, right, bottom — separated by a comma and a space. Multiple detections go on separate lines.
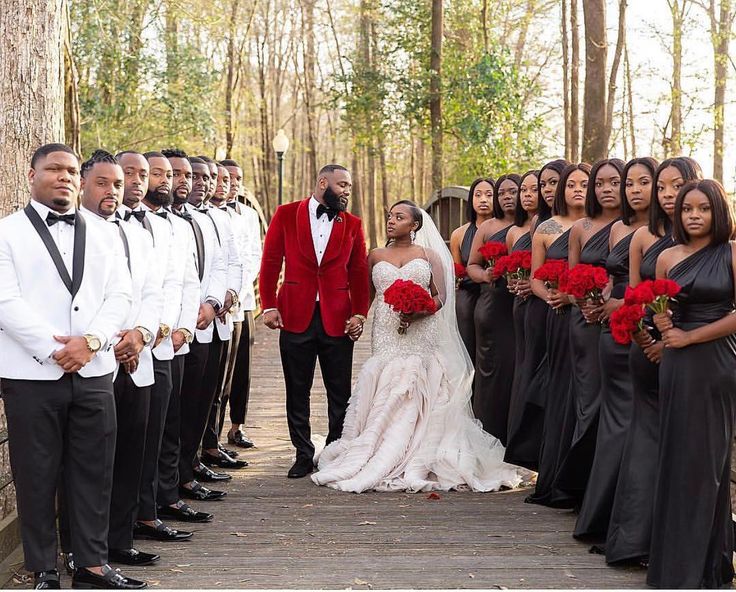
224, 311, 254, 428
138, 358, 172, 521
157, 355, 185, 507
3, 373, 116, 572
279, 305, 354, 462
201, 328, 233, 451
178, 335, 225, 484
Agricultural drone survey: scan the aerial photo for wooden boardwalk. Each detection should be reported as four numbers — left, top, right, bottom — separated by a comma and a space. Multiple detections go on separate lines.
3, 321, 648, 589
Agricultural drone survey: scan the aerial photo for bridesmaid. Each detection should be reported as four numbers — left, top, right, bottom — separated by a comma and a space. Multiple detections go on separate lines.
572, 158, 655, 542
450, 177, 494, 364
525, 163, 589, 507
467, 174, 520, 445
505, 159, 570, 470
605, 157, 702, 565
504, 170, 538, 452
648, 179, 736, 589
555, 158, 624, 500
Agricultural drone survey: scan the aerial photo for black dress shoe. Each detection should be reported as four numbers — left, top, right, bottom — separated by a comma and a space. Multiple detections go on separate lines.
34, 570, 60, 589
288, 457, 314, 478
133, 520, 193, 541
201, 450, 248, 469
218, 443, 240, 458
108, 548, 160, 566
62, 552, 75, 575
72, 564, 146, 589
157, 502, 213, 523
227, 429, 255, 449
193, 462, 232, 482
180, 481, 227, 501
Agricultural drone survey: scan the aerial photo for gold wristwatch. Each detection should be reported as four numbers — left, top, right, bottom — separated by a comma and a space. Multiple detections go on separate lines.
227, 288, 240, 308
176, 328, 194, 344
83, 334, 102, 353
159, 323, 172, 339
135, 326, 153, 346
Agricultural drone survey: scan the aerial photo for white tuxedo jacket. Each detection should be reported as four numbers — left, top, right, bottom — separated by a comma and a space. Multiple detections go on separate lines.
167, 210, 200, 356
227, 203, 262, 318
0, 204, 132, 380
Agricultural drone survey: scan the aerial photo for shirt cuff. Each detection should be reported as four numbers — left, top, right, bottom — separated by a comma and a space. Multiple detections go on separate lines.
262, 308, 278, 315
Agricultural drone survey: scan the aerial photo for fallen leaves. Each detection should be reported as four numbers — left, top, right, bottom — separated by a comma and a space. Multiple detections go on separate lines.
357, 520, 377, 525
427, 492, 442, 500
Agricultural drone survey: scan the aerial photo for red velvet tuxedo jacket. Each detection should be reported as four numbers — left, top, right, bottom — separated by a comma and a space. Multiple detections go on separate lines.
259, 198, 370, 337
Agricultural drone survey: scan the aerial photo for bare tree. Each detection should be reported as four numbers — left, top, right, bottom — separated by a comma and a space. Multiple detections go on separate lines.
430, 0, 443, 191
603, 0, 627, 151
582, 0, 608, 162
571, 0, 580, 162
562, 0, 571, 161
666, 0, 691, 155
225, 0, 240, 158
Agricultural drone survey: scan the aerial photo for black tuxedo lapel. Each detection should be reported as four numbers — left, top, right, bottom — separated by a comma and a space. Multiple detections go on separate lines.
71, 212, 86, 298
24, 203, 73, 294
117, 224, 131, 273
141, 216, 155, 246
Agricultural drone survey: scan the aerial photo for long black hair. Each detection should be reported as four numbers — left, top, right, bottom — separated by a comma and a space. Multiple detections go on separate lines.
515, 170, 540, 227
537, 159, 570, 223
584, 158, 625, 219
648, 156, 703, 237
466, 177, 495, 224
673, 179, 735, 245
620, 157, 659, 225
553, 162, 591, 216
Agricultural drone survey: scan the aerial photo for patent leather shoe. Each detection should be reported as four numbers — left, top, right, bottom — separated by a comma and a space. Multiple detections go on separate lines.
179, 481, 227, 501
71, 564, 146, 589
108, 548, 159, 566
157, 501, 213, 523
62, 553, 75, 576
227, 429, 255, 449
192, 462, 231, 482
201, 449, 248, 469
287, 457, 314, 478
34, 570, 60, 589
133, 520, 193, 541
218, 443, 240, 458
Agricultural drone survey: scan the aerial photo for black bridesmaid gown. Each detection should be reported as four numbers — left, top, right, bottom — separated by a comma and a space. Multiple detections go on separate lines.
504, 232, 533, 457
456, 223, 480, 364
525, 229, 576, 508
554, 221, 614, 498
574, 232, 635, 541
605, 233, 674, 564
647, 242, 736, 589
473, 226, 515, 445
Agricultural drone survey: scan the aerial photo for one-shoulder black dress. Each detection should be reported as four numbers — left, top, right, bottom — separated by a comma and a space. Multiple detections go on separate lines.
605, 233, 673, 564
574, 231, 635, 540
456, 223, 480, 365
647, 242, 736, 589
526, 229, 576, 507
555, 222, 614, 498
473, 225, 515, 445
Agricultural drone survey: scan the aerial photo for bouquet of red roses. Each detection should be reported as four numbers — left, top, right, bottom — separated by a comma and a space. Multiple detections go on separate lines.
383, 279, 438, 334
609, 303, 646, 345
625, 279, 681, 314
478, 241, 508, 270
492, 250, 532, 281
533, 259, 568, 290
454, 263, 467, 289
563, 264, 609, 302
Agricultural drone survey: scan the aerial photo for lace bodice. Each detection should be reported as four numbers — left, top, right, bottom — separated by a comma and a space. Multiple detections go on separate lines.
371, 258, 439, 359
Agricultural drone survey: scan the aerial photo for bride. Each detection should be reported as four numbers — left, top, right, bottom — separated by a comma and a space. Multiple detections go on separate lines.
311, 200, 524, 493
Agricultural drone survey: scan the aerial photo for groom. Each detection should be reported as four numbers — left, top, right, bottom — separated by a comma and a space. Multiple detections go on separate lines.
260, 164, 370, 478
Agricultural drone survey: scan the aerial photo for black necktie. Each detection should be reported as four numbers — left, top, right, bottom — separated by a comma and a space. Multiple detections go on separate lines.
155, 211, 168, 219
46, 212, 76, 227
316, 203, 337, 221
124, 210, 146, 223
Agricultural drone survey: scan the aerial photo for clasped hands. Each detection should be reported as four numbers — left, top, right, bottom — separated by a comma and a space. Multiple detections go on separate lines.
653, 310, 691, 349
115, 328, 146, 374
263, 309, 366, 342
507, 278, 532, 300
52, 335, 96, 373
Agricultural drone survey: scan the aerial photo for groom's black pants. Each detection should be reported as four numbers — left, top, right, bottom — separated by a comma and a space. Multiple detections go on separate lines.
279, 304, 354, 462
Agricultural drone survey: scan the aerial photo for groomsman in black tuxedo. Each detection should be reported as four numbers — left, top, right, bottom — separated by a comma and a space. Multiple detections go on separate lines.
219, 159, 262, 449
165, 152, 231, 503
75, 150, 163, 569
0, 144, 144, 589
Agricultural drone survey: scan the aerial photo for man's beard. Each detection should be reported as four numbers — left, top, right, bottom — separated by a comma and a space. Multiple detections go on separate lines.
323, 185, 346, 211
146, 187, 173, 208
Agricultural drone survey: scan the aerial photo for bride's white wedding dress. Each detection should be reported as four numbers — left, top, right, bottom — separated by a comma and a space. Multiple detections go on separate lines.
312, 257, 523, 493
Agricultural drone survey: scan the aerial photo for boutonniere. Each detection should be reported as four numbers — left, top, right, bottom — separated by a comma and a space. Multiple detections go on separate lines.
335, 216, 343, 223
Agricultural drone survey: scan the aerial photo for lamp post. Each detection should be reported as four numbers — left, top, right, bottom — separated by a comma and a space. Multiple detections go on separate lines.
272, 129, 290, 206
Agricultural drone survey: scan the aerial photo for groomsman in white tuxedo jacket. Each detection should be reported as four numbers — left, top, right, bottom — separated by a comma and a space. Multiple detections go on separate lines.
0, 144, 142, 589
164, 152, 230, 503
73, 151, 164, 572
219, 159, 262, 449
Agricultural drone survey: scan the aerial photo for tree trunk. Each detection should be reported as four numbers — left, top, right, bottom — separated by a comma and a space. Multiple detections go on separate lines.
429, 0, 443, 192
63, 2, 80, 154
709, 0, 733, 183
0, 0, 65, 217
582, 0, 608, 162
571, 0, 581, 162
481, 0, 489, 52
625, 43, 636, 155
225, 0, 240, 158
514, 0, 536, 70
603, 0, 627, 151
562, 0, 571, 161
302, 0, 318, 180
668, 0, 687, 155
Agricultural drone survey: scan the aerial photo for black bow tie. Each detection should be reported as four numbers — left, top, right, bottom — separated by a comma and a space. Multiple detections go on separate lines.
155, 211, 168, 219
124, 210, 146, 223
110, 218, 120, 226
227, 202, 238, 209
196, 207, 209, 213
174, 209, 193, 222
316, 204, 338, 221
46, 212, 75, 227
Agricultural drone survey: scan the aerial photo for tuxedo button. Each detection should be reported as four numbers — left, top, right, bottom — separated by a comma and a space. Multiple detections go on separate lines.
73, 306, 79, 311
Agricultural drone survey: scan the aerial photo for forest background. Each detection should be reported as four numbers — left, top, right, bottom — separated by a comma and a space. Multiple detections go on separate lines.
1, 0, 735, 249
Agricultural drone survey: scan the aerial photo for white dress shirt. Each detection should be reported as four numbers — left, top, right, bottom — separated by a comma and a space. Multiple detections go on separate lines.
309, 196, 335, 303
30, 200, 75, 275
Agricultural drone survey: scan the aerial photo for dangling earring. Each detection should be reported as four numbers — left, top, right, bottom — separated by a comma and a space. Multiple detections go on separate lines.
410, 230, 416, 243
